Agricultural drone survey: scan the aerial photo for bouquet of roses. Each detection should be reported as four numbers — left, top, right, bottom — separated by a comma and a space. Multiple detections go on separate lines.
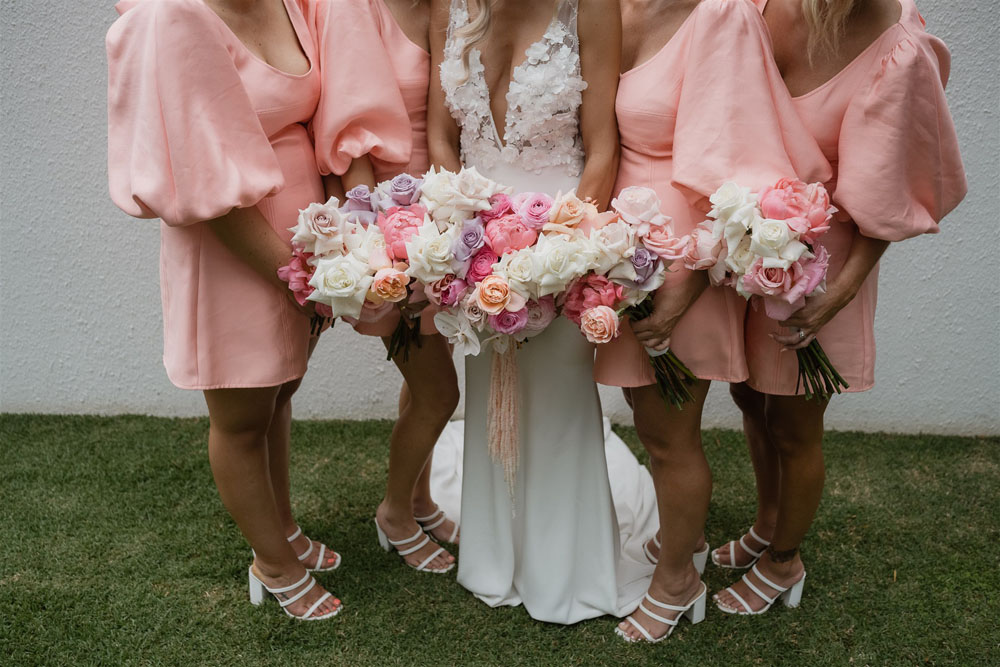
559, 186, 697, 408
685, 178, 846, 399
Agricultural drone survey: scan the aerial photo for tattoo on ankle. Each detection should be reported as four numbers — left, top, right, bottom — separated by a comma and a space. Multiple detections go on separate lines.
767, 545, 798, 562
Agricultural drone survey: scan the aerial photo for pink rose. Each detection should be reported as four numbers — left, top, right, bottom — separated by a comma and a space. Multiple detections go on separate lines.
277, 249, 316, 306
522, 297, 557, 334
742, 259, 792, 299
683, 221, 727, 285
762, 245, 830, 321
466, 247, 499, 284
376, 205, 427, 261
479, 193, 514, 224
580, 306, 620, 344
424, 274, 462, 306
488, 307, 529, 335
484, 213, 538, 256
643, 224, 687, 262
512, 192, 554, 230
563, 274, 623, 325
439, 277, 469, 307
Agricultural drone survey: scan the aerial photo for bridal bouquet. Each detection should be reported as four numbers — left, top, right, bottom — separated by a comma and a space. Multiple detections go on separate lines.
685, 178, 847, 399
560, 186, 697, 408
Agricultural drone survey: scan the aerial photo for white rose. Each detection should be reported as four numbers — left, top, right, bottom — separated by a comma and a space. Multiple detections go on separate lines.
532, 233, 597, 297
307, 254, 374, 319
290, 197, 346, 256
460, 293, 488, 330
590, 220, 635, 274
494, 248, 537, 300
723, 209, 759, 255
405, 222, 456, 283
612, 186, 668, 236
762, 239, 809, 269
420, 166, 510, 226
750, 218, 793, 263
708, 182, 757, 225
433, 310, 482, 357
724, 235, 756, 276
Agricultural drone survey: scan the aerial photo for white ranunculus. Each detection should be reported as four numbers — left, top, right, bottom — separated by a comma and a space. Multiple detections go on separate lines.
405, 222, 457, 283
433, 310, 482, 357
341, 220, 388, 267
532, 233, 597, 297
419, 166, 510, 227
590, 220, 635, 274
494, 248, 537, 300
761, 239, 810, 269
290, 197, 346, 256
307, 254, 374, 319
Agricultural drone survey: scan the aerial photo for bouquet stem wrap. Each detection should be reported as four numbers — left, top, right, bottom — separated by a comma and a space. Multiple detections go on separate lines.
487, 344, 520, 499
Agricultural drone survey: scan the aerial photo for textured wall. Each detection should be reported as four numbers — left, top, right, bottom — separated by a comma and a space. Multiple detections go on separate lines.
1, 1, 997, 434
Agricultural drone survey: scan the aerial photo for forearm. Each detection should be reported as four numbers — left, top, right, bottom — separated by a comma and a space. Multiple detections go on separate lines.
323, 173, 346, 201
341, 154, 377, 191
656, 267, 709, 318
428, 136, 462, 172
206, 206, 291, 290
827, 229, 890, 307
576, 143, 620, 210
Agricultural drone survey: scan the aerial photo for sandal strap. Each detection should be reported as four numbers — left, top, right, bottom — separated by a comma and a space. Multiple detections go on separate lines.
279, 577, 316, 608
414, 507, 444, 523
748, 526, 771, 546
448, 520, 460, 543
286, 526, 303, 543
314, 543, 326, 568
725, 586, 753, 613
738, 535, 766, 558
388, 526, 426, 549
301, 592, 333, 619
741, 572, 777, 605
263, 570, 311, 595
395, 532, 432, 557
625, 615, 657, 642
416, 546, 446, 571
638, 601, 679, 627
642, 539, 658, 564
296, 540, 314, 563
643, 592, 690, 613
419, 513, 448, 532
653, 533, 661, 548
750, 563, 788, 593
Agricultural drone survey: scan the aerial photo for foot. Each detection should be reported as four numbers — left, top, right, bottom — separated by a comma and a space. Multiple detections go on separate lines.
617, 567, 703, 642
376, 503, 455, 572
287, 528, 341, 571
711, 524, 772, 568
643, 533, 707, 564
413, 501, 460, 544
251, 562, 341, 619
713, 550, 805, 614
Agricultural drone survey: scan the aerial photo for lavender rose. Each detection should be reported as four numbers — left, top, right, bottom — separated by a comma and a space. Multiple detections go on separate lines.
385, 173, 423, 207
631, 247, 660, 287
452, 218, 487, 262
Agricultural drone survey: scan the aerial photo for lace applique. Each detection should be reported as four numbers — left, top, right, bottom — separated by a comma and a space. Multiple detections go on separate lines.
441, 0, 588, 176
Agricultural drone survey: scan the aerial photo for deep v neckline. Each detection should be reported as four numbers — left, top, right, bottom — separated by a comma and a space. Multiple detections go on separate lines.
474, 1, 561, 148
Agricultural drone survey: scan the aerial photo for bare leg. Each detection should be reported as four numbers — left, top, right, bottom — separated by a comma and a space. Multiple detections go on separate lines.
375, 333, 459, 570
714, 393, 827, 612
204, 386, 339, 618
618, 380, 712, 641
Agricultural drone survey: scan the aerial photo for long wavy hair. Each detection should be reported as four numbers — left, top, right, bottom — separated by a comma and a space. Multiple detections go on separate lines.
456, 0, 495, 80
803, 0, 860, 59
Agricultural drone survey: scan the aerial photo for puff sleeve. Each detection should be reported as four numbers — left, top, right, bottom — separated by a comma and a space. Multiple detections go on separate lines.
106, 0, 283, 227
307, 0, 412, 176
834, 34, 967, 241
671, 0, 831, 209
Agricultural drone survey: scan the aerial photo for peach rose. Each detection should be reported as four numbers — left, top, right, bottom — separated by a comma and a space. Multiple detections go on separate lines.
580, 306, 620, 344
643, 224, 687, 261
371, 267, 410, 303
474, 275, 513, 314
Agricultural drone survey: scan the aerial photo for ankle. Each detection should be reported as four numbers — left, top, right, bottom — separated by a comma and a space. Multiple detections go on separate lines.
758, 550, 804, 579
377, 500, 415, 528
411, 497, 438, 517
649, 564, 701, 601
751, 519, 776, 543
252, 557, 303, 583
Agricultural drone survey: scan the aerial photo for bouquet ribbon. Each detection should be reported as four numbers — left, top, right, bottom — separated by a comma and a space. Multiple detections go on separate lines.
487, 344, 520, 501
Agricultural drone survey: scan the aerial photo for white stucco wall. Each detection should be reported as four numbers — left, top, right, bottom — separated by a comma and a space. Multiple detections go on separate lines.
1, 1, 997, 434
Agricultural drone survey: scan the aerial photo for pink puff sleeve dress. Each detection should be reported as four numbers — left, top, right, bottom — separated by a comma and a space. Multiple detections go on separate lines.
744, 0, 967, 395
309, 0, 437, 337
107, 0, 324, 390
594, 0, 831, 387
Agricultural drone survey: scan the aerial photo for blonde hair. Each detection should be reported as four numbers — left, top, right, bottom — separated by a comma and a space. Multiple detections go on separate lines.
456, 0, 494, 81
802, 0, 859, 59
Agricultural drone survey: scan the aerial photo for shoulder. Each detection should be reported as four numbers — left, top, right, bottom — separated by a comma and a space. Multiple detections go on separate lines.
108, 0, 224, 47
690, 0, 766, 27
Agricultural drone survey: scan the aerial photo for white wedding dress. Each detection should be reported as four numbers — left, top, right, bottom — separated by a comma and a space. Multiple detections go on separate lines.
430, 0, 657, 624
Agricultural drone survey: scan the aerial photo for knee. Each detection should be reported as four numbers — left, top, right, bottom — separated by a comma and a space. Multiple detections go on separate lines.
730, 382, 763, 417
275, 378, 302, 407
635, 415, 697, 465
762, 414, 822, 458
410, 377, 460, 421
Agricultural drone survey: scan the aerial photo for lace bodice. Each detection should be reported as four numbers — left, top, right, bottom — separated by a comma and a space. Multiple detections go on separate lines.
440, 0, 587, 177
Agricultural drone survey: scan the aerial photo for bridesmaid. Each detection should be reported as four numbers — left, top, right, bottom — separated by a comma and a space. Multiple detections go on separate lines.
309, 0, 459, 573
714, 0, 966, 614
107, 0, 342, 619
602, 0, 830, 642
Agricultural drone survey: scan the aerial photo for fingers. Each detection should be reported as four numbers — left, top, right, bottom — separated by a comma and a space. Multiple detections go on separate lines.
770, 331, 815, 350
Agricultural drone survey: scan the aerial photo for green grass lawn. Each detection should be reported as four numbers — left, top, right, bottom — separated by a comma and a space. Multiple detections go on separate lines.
1, 415, 997, 666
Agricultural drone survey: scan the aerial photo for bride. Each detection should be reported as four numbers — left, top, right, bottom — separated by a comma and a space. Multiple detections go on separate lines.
423, 0, 656, 624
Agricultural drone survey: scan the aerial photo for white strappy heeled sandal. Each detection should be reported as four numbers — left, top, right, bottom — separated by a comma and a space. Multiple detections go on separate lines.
714, 563, 806, 615
415, 506, 460, 544
287, 525, 341, 573
642, 534, 710, 575
615, 582, 707, 644
374, 519, 455, 574
248, 567, 341, 621
710, 526, 770, 570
